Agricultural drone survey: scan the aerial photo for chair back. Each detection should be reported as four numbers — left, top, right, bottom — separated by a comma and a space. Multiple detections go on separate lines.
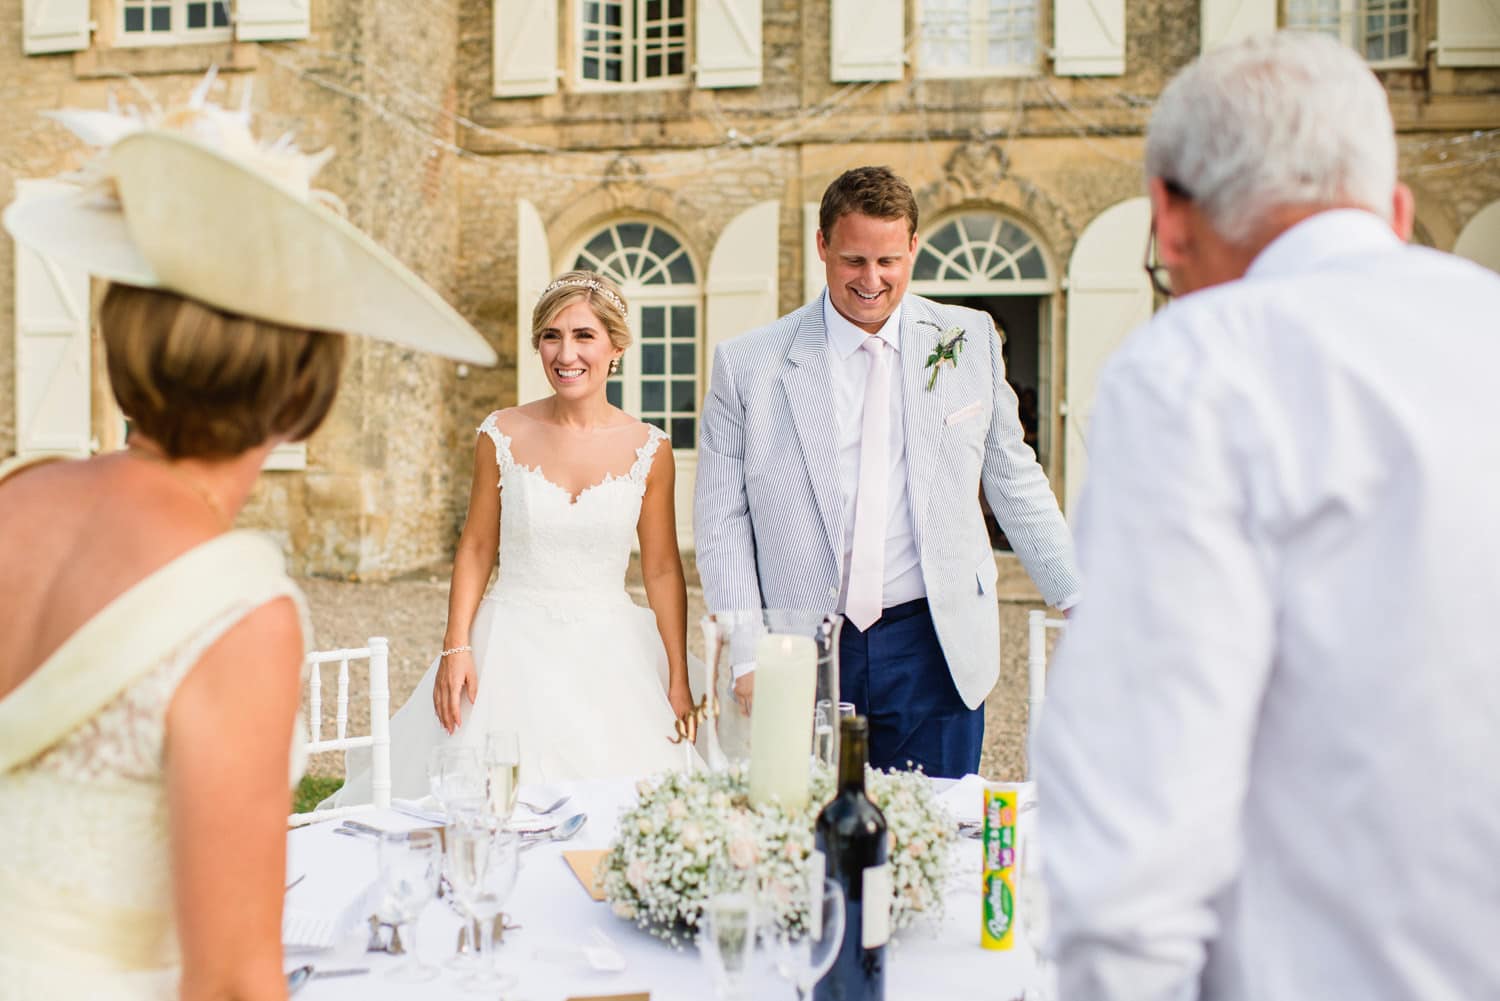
287, 636, 391, 826
1025, 610, 1066, 779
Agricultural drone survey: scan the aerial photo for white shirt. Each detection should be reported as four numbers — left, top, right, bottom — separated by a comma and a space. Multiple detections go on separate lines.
823, 294, 926, 611
1035, 211, 1500, 1001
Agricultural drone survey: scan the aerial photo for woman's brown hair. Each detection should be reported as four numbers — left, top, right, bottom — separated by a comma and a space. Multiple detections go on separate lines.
100, 283, 347, 459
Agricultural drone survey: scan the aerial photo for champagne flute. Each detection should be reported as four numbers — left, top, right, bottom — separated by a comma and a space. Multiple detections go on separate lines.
376, 830, 442, 982
428, 745, 485, 818
698, 892, 757, 1001
771, 878, 846, 1001
483, 729, 521, 825
445, 819, 521, 992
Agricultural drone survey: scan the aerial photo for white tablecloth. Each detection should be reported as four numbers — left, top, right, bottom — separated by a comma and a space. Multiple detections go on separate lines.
285, 779, 1034, 1000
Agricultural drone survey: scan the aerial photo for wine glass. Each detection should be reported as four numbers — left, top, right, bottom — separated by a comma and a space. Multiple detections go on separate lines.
428, 745, 484, 818
771, 878, 845, 1001
1018, 830, 1055, 1001
445, 819, 521, 992
376, 830, 442, 982
698, 892, 758, 1001
483, 729, 521, 825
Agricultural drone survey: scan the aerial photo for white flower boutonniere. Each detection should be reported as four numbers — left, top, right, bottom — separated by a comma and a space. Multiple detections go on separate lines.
918, 320, 967, 391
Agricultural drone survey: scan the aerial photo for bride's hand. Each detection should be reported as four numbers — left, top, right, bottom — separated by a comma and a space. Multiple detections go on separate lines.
433, 650, 478, 735
669, 683, 697, 742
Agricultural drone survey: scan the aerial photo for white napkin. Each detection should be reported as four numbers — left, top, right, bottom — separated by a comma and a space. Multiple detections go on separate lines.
936, 773, 989, 824
391, 796, 446, 825
282, 878, 375, 952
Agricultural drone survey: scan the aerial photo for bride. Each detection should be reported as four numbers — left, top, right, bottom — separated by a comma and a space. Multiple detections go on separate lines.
336, 271, 701, 801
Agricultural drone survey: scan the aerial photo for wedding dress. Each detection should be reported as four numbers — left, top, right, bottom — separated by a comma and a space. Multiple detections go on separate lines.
332, 411, 699, 805
0, 457, 306, 1001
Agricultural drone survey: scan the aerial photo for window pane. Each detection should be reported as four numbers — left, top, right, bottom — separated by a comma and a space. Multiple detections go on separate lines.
124, 7, 145, 31
642, 344, 666, 375
929, 222, 961, 255
670, 418, 695, 449
667, 254, 695, 284
648, 228, 681, 260
646, 54, 663, 77
670, 342, 695, 374
212, 1, 230, 27
583, 57, 600, 80
667, 52, 684, 75
671, 379, 696, 412
670, 305, 695, 337
647, 0, 662, 19
669, 0, 685, 17
585, 2, 601, 21
605, 2, 622, 25
617, 222, 649, 249
913, 248, 941, 281
187, 2, 207, 28
607, 381, 623, 407
1015, 246, 1046, 279
642, 307, 665, 340
642, 380, 666, 411
151, 5, 171, 31
606, 59, 623, 82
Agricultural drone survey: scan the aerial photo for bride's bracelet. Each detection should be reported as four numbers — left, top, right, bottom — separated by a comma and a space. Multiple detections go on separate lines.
440, 644, 472, 659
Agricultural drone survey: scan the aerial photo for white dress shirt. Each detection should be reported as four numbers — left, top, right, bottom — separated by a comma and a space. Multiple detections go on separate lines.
1035, 210, 1500, 1001
823, 295, 926, 612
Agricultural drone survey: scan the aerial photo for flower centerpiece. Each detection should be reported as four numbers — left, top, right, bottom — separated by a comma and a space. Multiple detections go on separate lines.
598, 763, 956, 946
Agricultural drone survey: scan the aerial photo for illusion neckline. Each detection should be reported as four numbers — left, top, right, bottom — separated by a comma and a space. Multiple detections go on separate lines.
505, 461, 637, 507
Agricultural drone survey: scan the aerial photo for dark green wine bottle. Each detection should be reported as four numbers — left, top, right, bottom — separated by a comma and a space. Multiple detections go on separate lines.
813, 716, 889, 1001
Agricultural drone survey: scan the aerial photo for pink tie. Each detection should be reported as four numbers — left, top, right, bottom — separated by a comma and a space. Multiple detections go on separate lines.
846, 336, 891, 632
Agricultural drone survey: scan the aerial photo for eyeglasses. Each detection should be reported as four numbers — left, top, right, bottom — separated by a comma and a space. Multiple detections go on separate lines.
1143, 227, 1173, 299
1142, 178, 1192, 299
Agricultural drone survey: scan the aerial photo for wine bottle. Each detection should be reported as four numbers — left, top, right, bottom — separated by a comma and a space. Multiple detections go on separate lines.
813, 716, 889, 1001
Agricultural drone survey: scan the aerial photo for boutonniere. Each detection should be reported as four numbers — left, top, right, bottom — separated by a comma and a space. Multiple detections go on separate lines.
918, 320, 966, 391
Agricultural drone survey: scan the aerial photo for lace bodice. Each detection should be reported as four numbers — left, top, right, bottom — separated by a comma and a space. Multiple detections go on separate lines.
478, 412, 666, 611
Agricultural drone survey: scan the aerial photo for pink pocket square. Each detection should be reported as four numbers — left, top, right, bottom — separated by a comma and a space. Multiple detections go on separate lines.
944, 401, 985, 426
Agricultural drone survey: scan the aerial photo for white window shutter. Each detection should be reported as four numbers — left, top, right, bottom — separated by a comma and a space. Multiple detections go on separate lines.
22, 0, 91, 54
264, 442, 307, 470
1053, 0, 1125, 75
706, 201, 779, 363
1063, 197, 1152, 513
13, 180, 92, 458
831, 0, 904, 81
516, 199, 553, 405
803, 202, 824, 303
697, 0, 762, 87
235, 0, 311, 41
1454, 200, 1500, 274
1437, 0, 1500, 66
494, 0, 559, 97
1200, 0, 1275, 52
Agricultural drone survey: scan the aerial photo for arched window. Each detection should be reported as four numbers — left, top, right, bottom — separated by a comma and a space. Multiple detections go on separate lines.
572, 221, 700, 449
912, 213, 1053, 292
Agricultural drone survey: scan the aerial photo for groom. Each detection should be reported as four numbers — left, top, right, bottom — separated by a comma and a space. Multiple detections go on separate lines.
694, 166, 1080, 778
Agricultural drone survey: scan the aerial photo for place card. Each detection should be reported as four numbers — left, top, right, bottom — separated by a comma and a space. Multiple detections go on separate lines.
566, 993, 650, 1001
563, 848, 609, 901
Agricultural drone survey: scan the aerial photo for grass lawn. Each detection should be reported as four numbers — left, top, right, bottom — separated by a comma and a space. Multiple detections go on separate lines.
292, 775, 344, 815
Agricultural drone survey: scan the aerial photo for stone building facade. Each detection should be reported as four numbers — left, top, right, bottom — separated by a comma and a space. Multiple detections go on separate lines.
5, 0, 1499, 577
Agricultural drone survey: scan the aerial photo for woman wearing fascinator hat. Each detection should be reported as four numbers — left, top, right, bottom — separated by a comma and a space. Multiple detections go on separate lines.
328, 268, 705, 809
0, 86, 494, 999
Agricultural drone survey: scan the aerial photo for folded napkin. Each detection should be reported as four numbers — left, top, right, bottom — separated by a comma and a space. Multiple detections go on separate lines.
936, 773, 989, 824
391, 797, 446, 825
283, 879, 374, 952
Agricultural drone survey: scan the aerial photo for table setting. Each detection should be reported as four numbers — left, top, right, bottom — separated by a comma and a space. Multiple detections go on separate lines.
283, 611, 1048, 1000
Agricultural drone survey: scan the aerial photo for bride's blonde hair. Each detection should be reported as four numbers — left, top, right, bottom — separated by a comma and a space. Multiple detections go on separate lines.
531, 270, 631, 351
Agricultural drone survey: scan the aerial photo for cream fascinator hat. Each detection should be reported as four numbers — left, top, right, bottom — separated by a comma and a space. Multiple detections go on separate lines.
3, 74, 496, 365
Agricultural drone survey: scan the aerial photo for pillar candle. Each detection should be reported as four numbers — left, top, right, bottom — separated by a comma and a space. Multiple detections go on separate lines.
748, 633, 817, 810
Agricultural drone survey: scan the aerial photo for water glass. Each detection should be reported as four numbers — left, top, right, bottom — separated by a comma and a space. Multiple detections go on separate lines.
428, 745, 485, 817
483, 730, 521, 824
1018, 828, 1055, 1001
445, 819, 521, 992
376, 830, 442, 982
699, 892, 758, 1001
771, 878, 846, 1001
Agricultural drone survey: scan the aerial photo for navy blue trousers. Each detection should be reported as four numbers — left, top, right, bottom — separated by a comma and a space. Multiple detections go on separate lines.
838, 598, 983, 779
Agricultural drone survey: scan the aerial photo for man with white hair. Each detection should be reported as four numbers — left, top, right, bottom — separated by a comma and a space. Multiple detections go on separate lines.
1035, 32, 1500, 1001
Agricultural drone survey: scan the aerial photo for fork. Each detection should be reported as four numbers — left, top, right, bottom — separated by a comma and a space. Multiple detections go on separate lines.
515, 793, 569, 815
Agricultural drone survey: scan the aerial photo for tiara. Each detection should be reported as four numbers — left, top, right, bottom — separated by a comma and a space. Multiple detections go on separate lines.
542, 277, 628, 317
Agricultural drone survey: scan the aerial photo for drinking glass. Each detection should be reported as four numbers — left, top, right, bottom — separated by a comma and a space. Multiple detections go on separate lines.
445, 820, 521, 992
698, 892, 758, 1001
1018, 829, 1055, 1001
376, 830, 442, 982
771, 878, 846, 1001
428, 745, 484, 817
483, 730, 521, 825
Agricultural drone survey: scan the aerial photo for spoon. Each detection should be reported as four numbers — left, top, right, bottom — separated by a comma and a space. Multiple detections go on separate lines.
521, 812, 586, 849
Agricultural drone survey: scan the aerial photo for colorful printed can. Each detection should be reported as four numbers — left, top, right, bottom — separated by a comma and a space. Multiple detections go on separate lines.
980, 782, 1019, 950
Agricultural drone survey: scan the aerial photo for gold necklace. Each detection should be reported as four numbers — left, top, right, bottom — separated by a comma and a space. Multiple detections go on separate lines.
126, 446, 234, 531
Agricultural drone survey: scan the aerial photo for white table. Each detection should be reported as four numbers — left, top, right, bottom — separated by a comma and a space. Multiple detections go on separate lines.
285, 779, 1034, 1000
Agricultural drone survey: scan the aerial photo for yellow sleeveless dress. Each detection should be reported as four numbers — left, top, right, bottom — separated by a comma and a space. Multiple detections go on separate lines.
0, 456, 306, 1000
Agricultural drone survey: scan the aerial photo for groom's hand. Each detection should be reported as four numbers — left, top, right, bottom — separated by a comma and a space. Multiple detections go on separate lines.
434, 651, 478, 734
733, 673, 754, 716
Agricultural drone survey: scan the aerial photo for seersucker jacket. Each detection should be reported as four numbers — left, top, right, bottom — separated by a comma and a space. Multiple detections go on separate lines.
693, 291, 1080, 709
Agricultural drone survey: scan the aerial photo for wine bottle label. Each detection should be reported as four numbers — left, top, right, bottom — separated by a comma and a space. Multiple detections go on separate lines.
808, 849, 826, 940
861, 862, 892, 949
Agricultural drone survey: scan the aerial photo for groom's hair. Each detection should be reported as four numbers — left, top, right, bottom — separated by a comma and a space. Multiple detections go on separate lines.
819, 166, 919, 240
